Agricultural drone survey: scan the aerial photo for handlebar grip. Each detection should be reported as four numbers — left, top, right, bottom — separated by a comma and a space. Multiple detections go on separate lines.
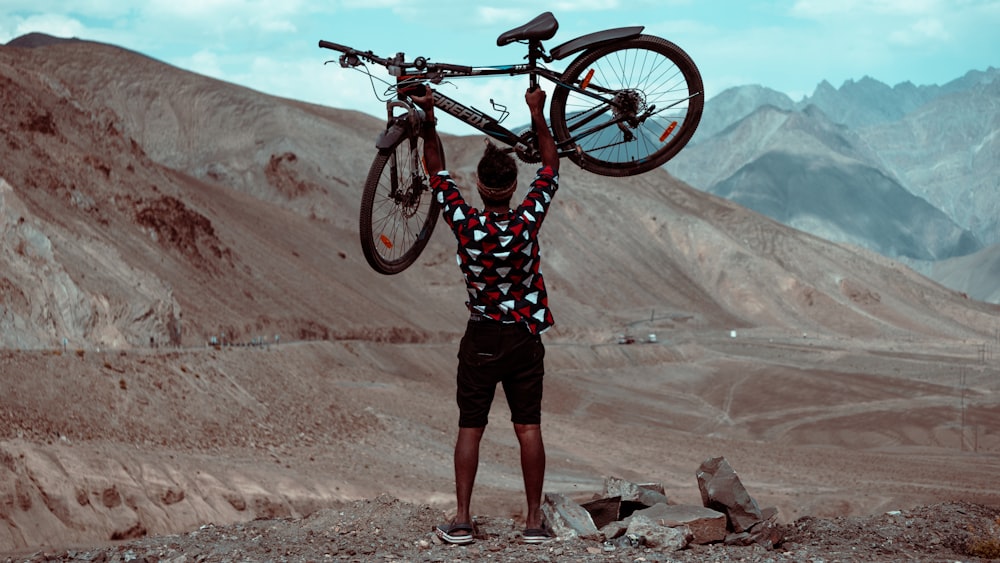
318, 40, 352, 52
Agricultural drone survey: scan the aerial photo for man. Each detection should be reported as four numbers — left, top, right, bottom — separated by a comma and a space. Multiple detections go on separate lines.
411, 86, 559, 545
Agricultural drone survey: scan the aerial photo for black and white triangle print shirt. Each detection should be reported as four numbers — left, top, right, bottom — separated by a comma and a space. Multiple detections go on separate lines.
430, 166, 559, 335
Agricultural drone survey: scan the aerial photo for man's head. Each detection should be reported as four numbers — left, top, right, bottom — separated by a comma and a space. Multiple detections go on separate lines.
476, 140, 518, 206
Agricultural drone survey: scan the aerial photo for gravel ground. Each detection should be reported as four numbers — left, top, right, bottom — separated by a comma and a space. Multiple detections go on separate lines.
6, 497, 998, 563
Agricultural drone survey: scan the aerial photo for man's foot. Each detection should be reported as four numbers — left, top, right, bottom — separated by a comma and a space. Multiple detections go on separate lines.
435, 522, 475, 545
522, 527, 553, 544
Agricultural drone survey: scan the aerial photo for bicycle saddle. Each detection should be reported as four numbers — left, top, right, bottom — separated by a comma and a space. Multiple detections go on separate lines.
496, 12, 559, 46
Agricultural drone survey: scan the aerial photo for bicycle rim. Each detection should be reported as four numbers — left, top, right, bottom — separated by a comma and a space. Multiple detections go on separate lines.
551, 35, 704, 177
359, 134, 440, 275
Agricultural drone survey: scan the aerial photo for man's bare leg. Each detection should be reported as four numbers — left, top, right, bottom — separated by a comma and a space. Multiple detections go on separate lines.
454, 426, 485, 528
513, 423, 545, 529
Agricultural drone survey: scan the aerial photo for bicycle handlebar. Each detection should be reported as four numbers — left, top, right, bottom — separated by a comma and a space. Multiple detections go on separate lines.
318, 40, 352, 53
318, 40, 472, 76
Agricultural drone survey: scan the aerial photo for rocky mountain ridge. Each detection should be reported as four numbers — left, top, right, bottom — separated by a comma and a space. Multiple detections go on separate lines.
667, 67, 1000, 302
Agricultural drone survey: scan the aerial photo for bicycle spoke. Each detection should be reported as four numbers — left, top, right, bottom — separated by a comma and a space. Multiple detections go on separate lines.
368, 144, 431, 264
568, 48, 692, 162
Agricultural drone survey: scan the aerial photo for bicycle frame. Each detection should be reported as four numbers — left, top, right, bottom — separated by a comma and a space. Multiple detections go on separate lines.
391, 63, 634, 161
321, 22, 694, 161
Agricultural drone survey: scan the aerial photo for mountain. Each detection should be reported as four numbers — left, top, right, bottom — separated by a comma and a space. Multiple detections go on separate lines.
688, 73, 943, 143
810, 68, 1000, 129
713, 152, 980, 261
695, 68, 1000, 142
668, 69, 1000, 301
668, 104, 978, 261
859, 77, 1000, 247
806, 76, 932, 129
930, 243, 1000, 303
690, 85, 795, 142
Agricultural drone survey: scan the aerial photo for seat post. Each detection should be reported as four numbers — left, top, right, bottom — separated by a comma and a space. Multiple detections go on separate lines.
527, 40, 542, 89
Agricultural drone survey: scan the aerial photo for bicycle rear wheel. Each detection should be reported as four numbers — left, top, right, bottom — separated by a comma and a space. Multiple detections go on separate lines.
550, 35, 704, 177
359, 132, 441, 275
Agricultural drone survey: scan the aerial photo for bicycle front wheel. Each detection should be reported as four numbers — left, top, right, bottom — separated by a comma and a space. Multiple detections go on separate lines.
551, 35, 704, 177
359, 133, 441, 275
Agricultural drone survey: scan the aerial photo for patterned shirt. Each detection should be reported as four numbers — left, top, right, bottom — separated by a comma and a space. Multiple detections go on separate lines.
431, 166, 559, 334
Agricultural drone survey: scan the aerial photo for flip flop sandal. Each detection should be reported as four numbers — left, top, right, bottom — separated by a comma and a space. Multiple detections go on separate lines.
522, 527, 553, 544
435, 522, 475, 545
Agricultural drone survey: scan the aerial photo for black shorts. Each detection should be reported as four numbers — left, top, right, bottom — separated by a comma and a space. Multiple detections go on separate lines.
456, 319, 545, 428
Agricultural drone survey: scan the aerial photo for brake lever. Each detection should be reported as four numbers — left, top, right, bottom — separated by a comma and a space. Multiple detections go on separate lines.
339, 54, 361, 68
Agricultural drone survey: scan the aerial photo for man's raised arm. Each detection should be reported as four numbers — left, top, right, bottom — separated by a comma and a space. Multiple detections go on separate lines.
526, 87, 558, 173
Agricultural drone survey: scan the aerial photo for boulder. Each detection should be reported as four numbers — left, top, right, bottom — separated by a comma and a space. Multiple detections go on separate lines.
632, 503, 728, 545
541, 492, 601, 540
625, 514, 690, 551
696, 456, 762, 533
598, 518, 630, 541
581, 496, 622, 529
602, 476, 670, 507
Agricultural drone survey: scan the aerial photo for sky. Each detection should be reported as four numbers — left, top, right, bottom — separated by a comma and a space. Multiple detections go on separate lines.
1, 0, 998, 134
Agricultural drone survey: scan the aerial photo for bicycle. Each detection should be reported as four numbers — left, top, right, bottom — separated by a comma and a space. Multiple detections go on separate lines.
319, 11, 703, 274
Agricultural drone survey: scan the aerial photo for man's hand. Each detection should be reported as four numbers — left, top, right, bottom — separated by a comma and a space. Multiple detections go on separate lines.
525, 86, 546, 115
408, 86, 435, 113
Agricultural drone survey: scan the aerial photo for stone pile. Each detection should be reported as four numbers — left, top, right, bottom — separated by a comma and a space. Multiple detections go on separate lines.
541, 456, 782, 552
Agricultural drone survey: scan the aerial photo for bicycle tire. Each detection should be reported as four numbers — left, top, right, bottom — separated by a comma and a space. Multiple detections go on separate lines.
359, 132, 441, 275
550, 35, 704, 177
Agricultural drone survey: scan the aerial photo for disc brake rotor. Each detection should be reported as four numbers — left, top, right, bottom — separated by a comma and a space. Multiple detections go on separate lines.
613, 89, 647, 127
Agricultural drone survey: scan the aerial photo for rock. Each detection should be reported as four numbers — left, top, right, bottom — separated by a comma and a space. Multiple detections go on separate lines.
598, 518, 629, 541
541, 492, 601, 540
625, 514, 689, 551
632, 503, 728, 545
581, 495, 622, 529
696, 456, 763, 533
724, 530, 753, 546
602, 476, 669, 507
610, 532, 645, 548
746, 508, 784, 548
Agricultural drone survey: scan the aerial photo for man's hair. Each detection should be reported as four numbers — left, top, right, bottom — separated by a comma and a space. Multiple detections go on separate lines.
476, 140, 518, 205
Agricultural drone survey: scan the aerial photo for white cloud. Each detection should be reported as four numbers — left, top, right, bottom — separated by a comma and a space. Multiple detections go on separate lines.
791, 0, 944, 18
340, 0, 402, 7
552, 0, 620, 11
4, 13, 87, 40
259, 19, 297, 33
143, 0, 245, 18
475, 7, 537, 26
0, 0, 128, 17
139, 0, 312, 32
888, 18, 949, 46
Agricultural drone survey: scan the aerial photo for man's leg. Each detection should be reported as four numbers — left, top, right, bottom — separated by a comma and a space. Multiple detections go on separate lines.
454, 426, 486, 526
513, 423, 545, 529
